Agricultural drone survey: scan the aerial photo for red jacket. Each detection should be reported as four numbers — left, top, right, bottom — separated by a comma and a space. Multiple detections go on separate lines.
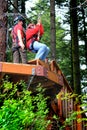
26, 23, 44, 49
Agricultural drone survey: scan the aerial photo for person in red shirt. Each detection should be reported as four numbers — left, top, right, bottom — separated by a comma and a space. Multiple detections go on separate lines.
26, 19, 50, 61
11, 15, 27, 63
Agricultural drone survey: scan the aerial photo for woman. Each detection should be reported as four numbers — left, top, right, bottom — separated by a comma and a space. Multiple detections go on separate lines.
11, 15, 27, 63
26, 19, 50, 61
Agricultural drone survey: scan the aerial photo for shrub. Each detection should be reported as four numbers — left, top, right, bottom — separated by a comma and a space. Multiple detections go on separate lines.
0, 77, 50, 130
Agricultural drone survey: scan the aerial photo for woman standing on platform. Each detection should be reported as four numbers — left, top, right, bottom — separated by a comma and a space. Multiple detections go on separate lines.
11, 15, 27, 64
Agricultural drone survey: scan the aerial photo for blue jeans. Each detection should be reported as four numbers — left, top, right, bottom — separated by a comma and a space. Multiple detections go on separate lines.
30, 41, 50, 60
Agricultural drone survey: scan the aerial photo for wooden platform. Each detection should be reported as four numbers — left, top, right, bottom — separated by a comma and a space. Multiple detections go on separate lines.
0, 59, 72, 98
0, 59, 86, 130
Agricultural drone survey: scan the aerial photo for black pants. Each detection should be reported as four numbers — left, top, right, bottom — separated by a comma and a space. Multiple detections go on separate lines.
13, 47, 27, 64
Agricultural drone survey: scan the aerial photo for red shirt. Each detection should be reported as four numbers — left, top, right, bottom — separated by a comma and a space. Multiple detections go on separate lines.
26, 23, 44, 49
11, 23, 24, 46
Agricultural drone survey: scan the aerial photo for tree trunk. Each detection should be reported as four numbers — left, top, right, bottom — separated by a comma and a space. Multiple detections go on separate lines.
70, 0, 81, 94
21, 0, 25, 14
0, 0, 8, 61
50, 0, 56, 60
13, 0, 18, 13
81, 7, 87, 65
21, 0, 26, 28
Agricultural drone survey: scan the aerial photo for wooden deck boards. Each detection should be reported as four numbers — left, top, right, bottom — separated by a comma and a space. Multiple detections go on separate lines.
0, 60, 66, 98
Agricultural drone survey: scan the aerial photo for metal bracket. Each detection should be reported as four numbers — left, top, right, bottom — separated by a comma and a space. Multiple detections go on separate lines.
27, 68, 35, 90
35, 65, 48, 77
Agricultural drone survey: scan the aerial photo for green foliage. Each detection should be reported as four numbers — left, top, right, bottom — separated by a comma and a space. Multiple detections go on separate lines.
57, 92, 87, 128
0, 77, 50, 130
27, 50, 36, 61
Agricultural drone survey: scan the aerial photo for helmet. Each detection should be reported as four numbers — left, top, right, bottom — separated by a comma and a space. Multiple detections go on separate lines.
14, 15, 25, 25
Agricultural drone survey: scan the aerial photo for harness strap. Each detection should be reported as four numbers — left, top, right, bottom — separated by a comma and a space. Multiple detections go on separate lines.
29, 41, 37, 53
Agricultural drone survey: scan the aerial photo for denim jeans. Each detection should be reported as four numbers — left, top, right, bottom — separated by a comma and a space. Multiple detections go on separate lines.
30, 41, 50, 60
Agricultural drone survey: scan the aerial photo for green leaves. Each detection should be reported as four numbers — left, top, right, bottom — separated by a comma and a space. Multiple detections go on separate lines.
57, 92, 87, 128
0, 78, 50, 130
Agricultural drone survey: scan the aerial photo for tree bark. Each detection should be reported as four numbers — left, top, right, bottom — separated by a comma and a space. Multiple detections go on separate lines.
13, 0, 18, 13
21, 0, 25, 14
70, 0, 81, 94
50, 0, 56, 60
0, 0, 8, 61
81, 7, 87, 65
